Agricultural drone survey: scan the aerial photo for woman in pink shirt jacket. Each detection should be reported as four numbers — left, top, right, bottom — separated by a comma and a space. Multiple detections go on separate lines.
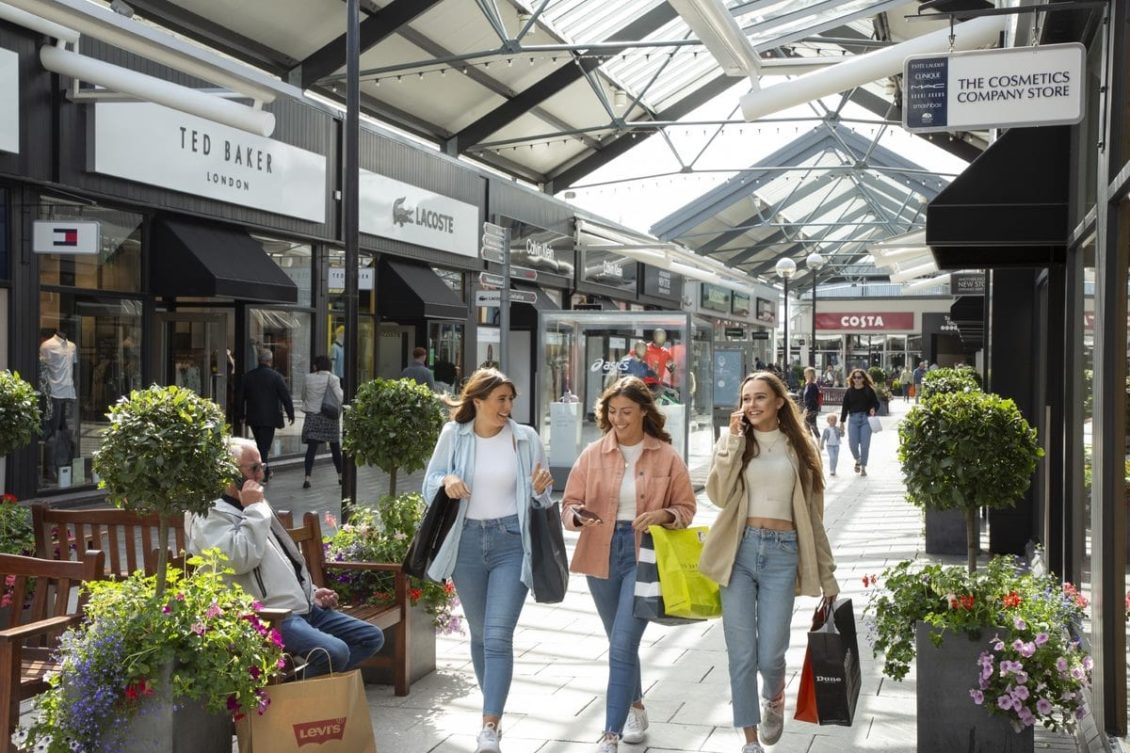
561, 377, 696, 753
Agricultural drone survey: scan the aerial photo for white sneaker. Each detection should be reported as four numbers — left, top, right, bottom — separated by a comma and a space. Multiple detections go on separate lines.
475, 722, 501, 753
741, 744, 766, 753
759, 695, 785, 745
596, 733, 619, 753
622, 706, 648, 744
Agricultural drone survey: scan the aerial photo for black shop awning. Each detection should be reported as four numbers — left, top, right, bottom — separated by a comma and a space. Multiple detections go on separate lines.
927, 126, 1069, 270
150, 216, 298, 303
379, 259, 467, 320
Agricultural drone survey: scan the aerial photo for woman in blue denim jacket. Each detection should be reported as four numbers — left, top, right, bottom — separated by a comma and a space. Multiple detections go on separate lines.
422, 368, 553, 753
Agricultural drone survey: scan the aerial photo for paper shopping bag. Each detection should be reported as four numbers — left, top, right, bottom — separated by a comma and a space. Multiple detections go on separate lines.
793, 600, 831, 724
650, 526, 721, 620
808, 598, 861, 726
867, 415, 883, 433
236, 669, 377, 753
633, 530, 699, 626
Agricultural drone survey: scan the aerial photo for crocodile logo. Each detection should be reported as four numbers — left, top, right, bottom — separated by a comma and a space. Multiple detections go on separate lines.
392, 197, 414, 227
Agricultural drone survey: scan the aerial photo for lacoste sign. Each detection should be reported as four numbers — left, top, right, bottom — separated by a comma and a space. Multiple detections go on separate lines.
361, 170, 477, 257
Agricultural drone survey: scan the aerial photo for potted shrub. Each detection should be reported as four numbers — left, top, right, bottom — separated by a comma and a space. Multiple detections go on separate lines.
865, 555, 1092, 753
93, 384, 237, 595
341, 377, 445, 685
22, 549, 285, 753
898, 390, 1042, 569
868, 366, 891, 416
920, 366, 982, 400
0, 370, 42, 493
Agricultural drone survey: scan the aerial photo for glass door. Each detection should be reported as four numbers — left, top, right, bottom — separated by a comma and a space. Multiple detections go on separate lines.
157, 312, 233, 415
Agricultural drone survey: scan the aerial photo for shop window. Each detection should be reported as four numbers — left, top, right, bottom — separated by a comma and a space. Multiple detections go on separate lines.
249, 308, 311, 457
37, 292, 142, 492
433, 266, 465, 301
38, 199, 141, 293
0, 188, 8, 281
254, 235, 312, 307
428, 320, 463, 393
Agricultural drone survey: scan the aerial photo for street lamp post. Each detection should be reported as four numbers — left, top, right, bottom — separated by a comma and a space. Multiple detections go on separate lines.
806, 252, 826, 368
775, 258, 797, 369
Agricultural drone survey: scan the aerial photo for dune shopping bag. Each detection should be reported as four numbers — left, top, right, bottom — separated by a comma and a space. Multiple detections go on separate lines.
634, 529, 698, 626
796, 597, 861, 726
650, 526, 721, 620
236, 668, 377, 753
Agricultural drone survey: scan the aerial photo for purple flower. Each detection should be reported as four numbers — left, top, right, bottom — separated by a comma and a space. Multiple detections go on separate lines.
1011, 685, 1030, 701
1034, 632, 1049, 646
970, 689, 984, 705
993, 639, 1005, 651
1083, 656, 1094, 671
205, 601, 223, 619
1037, 699, 1053, 716
1017, 707, 1035, 727
162, 605, 172, 614
1071, 667, 1085, 681
191, 621, 206, 636
1056, 657, 1069, 673
1015, 671, 1029, 685
1076, 707, 1089, 720
997, 695, 1013, 711
1014, 616, 1027, 630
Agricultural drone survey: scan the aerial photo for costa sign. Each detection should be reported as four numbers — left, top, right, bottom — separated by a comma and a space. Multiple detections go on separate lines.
815, 312, 914, 331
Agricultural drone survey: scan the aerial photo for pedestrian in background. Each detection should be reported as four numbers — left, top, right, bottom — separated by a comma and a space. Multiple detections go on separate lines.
421, 368, 553, 753
300, 354, 343, 489
700, 371, 839, 753
819, 414, 841, 476
840, 368, 881, 477
562, 377, 696, 753
801, 366, 820, 440
401, 346, 437, 390
236, 348, 294, 482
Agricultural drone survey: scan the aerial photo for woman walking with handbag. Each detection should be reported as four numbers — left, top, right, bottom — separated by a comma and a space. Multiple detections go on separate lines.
839, 368, 881, 477
561, 377, 696, 753
700, 371, 839, 753
300, 354, 343, 489
421, 368, 553, 753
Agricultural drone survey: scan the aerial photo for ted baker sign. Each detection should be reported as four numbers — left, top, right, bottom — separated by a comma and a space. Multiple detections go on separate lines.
92, 102, 327, 223
815, 312, 914, 331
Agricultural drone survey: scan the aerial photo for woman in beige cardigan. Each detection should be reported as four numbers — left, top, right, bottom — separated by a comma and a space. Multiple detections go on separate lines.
700, 371, 839, 753
561, 377, 696, 753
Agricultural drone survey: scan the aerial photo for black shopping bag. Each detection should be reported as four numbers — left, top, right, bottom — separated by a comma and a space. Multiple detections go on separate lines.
529, 502, 569, 603
808, 597, 861, 726
403, 488, 460, 579
632, 530, 699, 626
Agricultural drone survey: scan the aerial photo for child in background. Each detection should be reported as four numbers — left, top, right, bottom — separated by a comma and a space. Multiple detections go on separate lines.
819, 414, 841, 477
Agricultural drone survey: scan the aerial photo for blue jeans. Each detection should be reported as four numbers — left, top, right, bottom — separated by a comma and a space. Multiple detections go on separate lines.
721, 527, 798, 729
452, 514, 528, 717
586, 523, 649, 736
280, 605, 385, 677
846, 412, 873, 467
826, 444, 840, 474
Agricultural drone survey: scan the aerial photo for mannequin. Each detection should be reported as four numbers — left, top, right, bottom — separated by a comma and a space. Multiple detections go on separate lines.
39, 325, 78, 477
331, 325, 345, 379
620, 341, 653, 380
644, 328, 674, 386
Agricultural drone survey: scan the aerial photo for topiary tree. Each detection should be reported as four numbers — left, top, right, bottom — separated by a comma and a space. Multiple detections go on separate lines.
920, 366, 981, 400
343, 378, 445, 498
93, 385, 237, 595
0, 370, 42, 460
898, 390, 1043, 573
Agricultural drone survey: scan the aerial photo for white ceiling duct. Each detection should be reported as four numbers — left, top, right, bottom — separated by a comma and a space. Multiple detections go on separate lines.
0, 2, 78, 44
740, 14, 1006, 122
901, 273, 952, 292
889, 260, 940, 283
667, 0, 761, 82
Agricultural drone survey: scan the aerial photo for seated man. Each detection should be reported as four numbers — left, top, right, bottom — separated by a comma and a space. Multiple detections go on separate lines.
187, 437, 384, 677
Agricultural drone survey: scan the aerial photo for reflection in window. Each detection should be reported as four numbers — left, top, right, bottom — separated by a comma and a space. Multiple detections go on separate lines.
249, 308, 310, 457
254, 235, 312, 307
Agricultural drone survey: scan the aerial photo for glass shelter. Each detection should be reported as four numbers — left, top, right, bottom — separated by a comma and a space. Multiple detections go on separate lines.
537, 311, 712, 484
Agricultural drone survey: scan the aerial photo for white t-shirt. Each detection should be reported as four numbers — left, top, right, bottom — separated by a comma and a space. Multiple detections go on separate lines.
466, 426, 519, 520
40, 335, 77, 399
616, 441, 645, 521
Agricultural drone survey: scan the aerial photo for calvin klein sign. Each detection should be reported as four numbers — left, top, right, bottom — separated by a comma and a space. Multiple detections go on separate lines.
360, 170, 478, 258
0, 49, 17, 155
92, 102, 327, 222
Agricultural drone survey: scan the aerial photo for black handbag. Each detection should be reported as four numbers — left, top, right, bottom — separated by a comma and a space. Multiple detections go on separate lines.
402, 488, 460, 579
528, 502, 569, 604
320, 378, 342, 420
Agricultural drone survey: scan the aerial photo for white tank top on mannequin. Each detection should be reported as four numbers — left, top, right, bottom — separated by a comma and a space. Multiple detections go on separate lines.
466, 426, 518, 520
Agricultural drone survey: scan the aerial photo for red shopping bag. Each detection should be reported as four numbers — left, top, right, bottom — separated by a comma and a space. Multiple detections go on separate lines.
793, 599, 830, 724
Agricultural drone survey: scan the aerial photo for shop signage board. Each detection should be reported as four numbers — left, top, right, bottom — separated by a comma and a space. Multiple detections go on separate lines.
360, 170, 478, 257
814, 312, 914, 331
951, 272, 986, 295
327, 266, 374, 290
724, 327, 745, 339
92, 102, 327, 223
749, 329, 770, 340
0, 48, 17, 154
700, 283, 731, 313
32, 221, 100, 255
475, 289, 537, 306
731, 290, 752, 317
755, 297, 776, 326
642, 266, 680, 302
481, 221, 508, 263
904, 43, 1085, 133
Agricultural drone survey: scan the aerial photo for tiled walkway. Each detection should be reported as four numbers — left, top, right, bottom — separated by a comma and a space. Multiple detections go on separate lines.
257, 400, 1076, 753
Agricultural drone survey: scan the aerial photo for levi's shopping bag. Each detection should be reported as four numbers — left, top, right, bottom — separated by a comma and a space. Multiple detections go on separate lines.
805, 597, 861, 726
236, 668, 377, 753
650, 526, 721, 620
633, 529, 699, 626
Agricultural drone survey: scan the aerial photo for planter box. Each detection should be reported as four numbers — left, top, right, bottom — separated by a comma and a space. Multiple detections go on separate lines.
121, 663, 232, 753
362, 600, 436, 687
916, 624, 1034, 753
925, 507, 975, 556
877, 399, 890, 417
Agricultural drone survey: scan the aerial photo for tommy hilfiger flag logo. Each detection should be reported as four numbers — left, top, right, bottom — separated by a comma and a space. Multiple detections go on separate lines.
52, 228, 79, 247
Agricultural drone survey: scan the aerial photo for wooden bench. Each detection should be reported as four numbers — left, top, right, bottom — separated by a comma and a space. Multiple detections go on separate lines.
281, 512, 411, 696
31, 505, 415, 696
0, 550, 105, 753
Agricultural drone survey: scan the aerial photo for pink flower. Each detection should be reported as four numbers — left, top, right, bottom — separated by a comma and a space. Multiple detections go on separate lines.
191, 621, 206, 635
1013, 616, 1027, 630
269, 628, 284, 648
969, 689, 984, 705
1037, 699, 1053, 715
1056, 657, 1069, 673
1034, 632, 1049, 646
205, 601, 223, 619
997, 695, 1013, 710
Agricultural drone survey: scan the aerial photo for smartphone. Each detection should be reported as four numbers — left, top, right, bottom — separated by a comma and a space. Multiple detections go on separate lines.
572, 507, 603, 525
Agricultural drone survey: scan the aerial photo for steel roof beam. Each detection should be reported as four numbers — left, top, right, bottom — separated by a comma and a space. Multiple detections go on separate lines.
291, 0, 444, 90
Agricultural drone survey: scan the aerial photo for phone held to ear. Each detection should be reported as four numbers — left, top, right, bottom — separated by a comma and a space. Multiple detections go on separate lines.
572, 507, 602, 525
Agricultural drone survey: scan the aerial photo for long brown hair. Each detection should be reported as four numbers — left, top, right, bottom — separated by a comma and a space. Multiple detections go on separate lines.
445, 368, 516, 424
594, 376, 671, 443
847, 368, 874, 388
736, 371, 824, 494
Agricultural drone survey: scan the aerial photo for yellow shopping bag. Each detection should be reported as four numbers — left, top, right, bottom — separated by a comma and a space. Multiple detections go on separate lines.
649, 526, 722, 620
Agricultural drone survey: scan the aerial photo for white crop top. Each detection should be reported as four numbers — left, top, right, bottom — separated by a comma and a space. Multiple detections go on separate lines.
466, 426, 518, 520
743, 429, 795, 522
